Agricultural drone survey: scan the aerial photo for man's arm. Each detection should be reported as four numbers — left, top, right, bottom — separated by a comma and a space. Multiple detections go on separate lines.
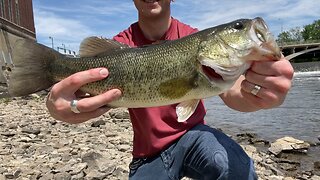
219, 56, 294, 112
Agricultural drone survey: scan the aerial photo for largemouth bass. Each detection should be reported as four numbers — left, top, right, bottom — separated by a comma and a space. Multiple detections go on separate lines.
2, 17, 280, 122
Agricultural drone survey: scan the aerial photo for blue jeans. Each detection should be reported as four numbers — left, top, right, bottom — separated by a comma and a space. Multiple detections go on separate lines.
129, 124, 258, 180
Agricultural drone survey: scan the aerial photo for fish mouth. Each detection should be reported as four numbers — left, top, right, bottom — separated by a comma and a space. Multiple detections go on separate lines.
201, 65, 223, 80
218, 17, 281, 61
200, 57, 250, 83
249, 17, 281, 60
201, 65, 223, 81
199, 18, 280, 84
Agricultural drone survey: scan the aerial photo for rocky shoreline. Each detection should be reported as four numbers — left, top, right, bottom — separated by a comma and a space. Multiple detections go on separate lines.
0, 95, 319, 180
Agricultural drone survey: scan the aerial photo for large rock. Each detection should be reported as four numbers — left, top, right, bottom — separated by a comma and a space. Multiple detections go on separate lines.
268, 136, 310, 156
315, 161, 320, 170
108, 108, 129, 119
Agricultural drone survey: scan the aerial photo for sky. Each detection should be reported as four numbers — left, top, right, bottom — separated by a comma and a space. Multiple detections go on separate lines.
32, 0, 320, 53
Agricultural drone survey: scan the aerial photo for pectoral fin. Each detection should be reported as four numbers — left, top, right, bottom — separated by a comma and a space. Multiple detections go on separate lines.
176, 99, 200, 122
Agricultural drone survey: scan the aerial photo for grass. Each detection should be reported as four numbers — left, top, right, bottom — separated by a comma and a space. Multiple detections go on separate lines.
0, 97, 13, 105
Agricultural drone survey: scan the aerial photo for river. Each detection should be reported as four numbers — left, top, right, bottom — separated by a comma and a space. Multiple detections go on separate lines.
205, 71, 320, 143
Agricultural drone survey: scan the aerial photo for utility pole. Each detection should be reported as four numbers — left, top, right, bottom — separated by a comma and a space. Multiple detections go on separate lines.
62, 43, 66, 53
278, 18, 284, 46
49, 36, 54, 49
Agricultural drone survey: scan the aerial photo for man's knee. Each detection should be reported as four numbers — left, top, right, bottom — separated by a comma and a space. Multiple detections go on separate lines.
205, 151, 257, 180
208, 150, 229, 178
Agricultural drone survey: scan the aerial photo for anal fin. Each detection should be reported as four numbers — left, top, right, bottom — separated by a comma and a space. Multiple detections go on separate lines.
176, 99, 200, 122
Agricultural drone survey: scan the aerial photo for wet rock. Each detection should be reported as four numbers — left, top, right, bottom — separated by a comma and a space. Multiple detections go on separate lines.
249, 138, 269, 145
237, 132, 257, 138
280, 163, 298, 171
258, 161, 284, 176
268, 136, 310, 156
275, 158, 300, 165
314, 161, 320, 170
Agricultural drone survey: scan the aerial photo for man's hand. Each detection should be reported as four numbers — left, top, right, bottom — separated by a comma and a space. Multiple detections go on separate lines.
221, 56, 294, 112
46, 68, 122, 123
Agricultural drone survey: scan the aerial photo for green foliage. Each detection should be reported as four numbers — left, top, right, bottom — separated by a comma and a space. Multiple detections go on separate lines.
277, 27, 303, 44
302, 20, 320, 41
0, 97, 12, 105
277, 19, 320, 43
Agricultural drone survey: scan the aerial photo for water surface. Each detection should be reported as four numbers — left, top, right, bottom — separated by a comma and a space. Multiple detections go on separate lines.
204, 71, 320, 143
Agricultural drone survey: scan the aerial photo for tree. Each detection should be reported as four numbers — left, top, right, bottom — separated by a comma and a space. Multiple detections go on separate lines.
277, 27, 303, 44
302, 19, 320, 41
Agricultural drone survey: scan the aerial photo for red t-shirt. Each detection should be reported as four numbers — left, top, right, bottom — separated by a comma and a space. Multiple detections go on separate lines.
113, 18, 206, 158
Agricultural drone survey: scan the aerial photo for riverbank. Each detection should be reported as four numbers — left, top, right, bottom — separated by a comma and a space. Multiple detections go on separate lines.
0, 95, 319, 180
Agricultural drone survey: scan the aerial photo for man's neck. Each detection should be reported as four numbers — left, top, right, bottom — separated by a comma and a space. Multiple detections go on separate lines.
138, 12, 172, 41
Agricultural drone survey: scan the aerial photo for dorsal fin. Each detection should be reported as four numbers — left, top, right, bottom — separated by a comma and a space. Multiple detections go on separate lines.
79, 36, 129, 57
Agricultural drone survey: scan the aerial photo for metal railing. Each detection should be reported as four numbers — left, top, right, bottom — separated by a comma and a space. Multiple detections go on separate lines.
278, 40, 320, 47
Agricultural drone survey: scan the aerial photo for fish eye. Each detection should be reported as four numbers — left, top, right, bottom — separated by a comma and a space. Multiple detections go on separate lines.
233, 22, 244, 30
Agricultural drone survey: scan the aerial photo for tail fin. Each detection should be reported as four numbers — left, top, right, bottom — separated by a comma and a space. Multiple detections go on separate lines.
2, 39, 61, 97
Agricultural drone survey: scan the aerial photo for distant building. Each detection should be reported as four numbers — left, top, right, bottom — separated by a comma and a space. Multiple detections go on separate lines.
0, 0, 36, 93
0, 0, 35, 39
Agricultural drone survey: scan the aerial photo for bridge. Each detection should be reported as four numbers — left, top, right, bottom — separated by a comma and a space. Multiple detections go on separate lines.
279, 42, 320, 61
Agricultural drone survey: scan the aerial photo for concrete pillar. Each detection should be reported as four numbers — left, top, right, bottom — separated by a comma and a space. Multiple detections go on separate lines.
0, 29, 9, 83
0, 29, 24, 80
0, 29, 25, 100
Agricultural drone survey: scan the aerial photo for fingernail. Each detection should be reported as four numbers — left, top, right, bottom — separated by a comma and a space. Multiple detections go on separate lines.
99, 69, 109, 76
113, 89, 122, 97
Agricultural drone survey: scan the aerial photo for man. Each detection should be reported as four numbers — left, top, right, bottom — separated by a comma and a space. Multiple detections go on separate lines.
46, 0, 294, 179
